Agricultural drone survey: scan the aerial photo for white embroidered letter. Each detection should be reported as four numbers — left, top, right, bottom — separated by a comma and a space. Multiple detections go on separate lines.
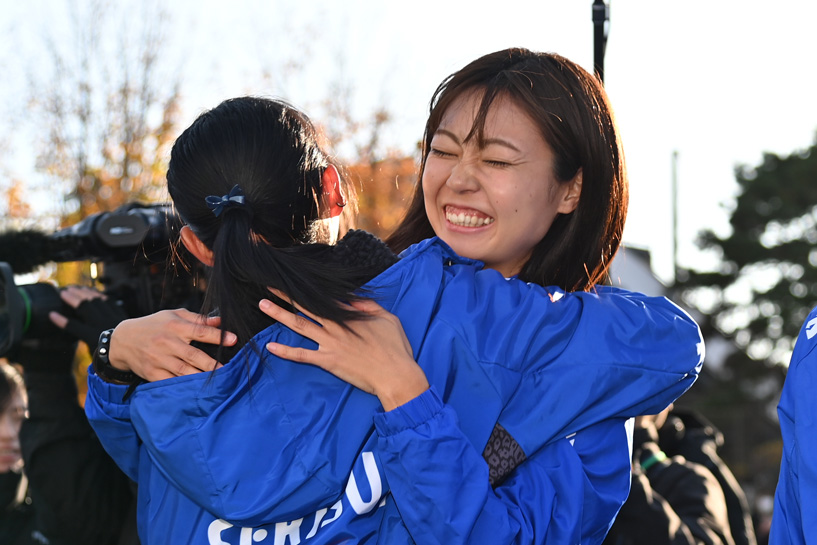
321, 500, 343, 527
208, 519, 233, 545
274, 518, 303, 545
807, 316, 817, 339
306, 508, 328, 539
345, 452, 383, 515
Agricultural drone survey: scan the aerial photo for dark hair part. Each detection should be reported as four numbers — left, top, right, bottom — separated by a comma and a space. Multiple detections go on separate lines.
167, 96, 369, 348
386, 48, 628, 292
0, 362, 24, 413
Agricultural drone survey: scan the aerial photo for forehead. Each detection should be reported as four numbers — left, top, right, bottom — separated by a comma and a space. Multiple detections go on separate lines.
1, 389, 26, 414
437, 90, 542, 144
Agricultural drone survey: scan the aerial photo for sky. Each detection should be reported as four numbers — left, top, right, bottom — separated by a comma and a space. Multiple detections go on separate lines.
2, 0, 816, 283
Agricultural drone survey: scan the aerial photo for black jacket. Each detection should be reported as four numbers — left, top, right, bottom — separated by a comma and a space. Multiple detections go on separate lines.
0, 471, 51, 545
603, 427, 735, 545
19, 372, 138, 545
659, 410, 757, 545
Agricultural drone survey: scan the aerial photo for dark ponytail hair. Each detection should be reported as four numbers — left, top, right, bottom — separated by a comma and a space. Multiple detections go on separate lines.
387, 48, 628, 292
167, 97, 370, 348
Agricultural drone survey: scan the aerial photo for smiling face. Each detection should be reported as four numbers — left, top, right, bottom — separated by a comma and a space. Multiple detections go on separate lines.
422, 90, 581, 277
0, 388, 25, 473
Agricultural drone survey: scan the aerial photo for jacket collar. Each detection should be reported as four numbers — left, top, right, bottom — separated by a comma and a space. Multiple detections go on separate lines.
362, 237, 481, 359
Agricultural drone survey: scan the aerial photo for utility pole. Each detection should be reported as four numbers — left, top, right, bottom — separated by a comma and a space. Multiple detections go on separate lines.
592, 0, 610, 83
671, 150, 680, 284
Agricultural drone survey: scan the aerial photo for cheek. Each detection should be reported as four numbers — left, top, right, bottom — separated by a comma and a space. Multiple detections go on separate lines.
421, 168, 445, 212
421, 163, 444, 194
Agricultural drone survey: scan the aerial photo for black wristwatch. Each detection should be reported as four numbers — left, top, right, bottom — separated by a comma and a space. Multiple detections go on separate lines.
93, 328, 138, 383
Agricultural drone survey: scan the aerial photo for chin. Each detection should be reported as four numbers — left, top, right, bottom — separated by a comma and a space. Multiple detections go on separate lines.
0, 457, 22, 474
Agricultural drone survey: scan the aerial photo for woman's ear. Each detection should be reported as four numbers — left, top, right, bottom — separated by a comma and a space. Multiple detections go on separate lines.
557, 168, 583, 214
322, 164, 346, 219
180, 226, 214, 266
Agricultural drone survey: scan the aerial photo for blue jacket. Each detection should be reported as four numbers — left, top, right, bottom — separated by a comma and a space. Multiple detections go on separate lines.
86, 237, 703, 544
769, 305, 817, 545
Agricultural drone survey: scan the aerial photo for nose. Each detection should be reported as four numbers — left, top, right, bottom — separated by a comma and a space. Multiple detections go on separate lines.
0, 414, 15, 439
446, 159, 480, 193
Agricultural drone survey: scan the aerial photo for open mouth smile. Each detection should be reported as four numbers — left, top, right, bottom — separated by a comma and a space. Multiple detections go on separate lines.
445, 206, 495, 227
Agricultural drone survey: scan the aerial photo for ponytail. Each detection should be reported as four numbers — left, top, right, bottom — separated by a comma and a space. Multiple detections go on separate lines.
207, 206, 373, 348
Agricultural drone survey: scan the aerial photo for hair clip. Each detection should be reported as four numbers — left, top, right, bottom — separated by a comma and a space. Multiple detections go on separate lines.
205, 184, 246, 217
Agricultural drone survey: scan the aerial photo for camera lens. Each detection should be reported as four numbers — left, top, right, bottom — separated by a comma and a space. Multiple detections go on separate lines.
19, 283, 67, 340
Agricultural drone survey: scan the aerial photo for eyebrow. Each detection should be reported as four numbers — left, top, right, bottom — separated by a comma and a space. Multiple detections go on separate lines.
434, 129, 521, 153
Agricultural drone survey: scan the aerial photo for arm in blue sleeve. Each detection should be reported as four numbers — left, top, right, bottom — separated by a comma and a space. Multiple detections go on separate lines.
374, 387, 632, 545
466, 281, 705, 454
769, 316, 817, 545
83, 365, 141, 481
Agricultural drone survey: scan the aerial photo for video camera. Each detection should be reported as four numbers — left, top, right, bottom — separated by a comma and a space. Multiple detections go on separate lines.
0, 202, 203, 357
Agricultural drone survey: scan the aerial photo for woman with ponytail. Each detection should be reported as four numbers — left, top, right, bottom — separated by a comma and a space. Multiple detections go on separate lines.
165, 97, 377, 358
87, 50, 703, 545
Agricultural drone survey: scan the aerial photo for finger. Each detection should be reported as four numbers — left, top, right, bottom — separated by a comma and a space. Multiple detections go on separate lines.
136, 346, 217, 380
142, 369, 177, 382
266, 342, 324, 366
163, 309, 233, 346
266, 288, 325, 324
172, 308, 209, 323
267, 287, 293, 305
60, 286, 106, 308
347, 298, 385, 314
188, 320, 236, 346
73, 285, 106, 299
172, 356, 212, 377
48, 311, 69, 329
202, 315, 222, 327
59, 289, 84, 309
143, 364, 195, 381
178, 342, 222, 372
259, 299, 324, 340
257, 298, 279, 320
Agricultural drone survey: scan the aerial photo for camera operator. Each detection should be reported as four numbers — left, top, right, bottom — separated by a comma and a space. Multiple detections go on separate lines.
0, 202, 202, 543
602, 406, 735, 545
12, 286, 138, 545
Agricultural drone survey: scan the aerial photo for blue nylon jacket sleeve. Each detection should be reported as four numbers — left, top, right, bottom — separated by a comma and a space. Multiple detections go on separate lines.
374, 387, 632, 545
769, 307, 817, 545
83, 365, 141, 481
435, 270, 704, 454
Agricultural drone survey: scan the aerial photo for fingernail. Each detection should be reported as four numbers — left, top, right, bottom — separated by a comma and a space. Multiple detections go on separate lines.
259, 299, 270, 310
225, 332, 237, 344
266, 343, 277, 353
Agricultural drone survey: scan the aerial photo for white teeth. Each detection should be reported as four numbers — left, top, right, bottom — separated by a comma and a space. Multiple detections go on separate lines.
446, 210, 495, 227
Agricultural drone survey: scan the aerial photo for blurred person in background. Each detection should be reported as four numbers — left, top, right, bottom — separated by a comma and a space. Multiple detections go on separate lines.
659, 408, 757, 545
0, 360, 43, 545
8, 287, 139, 544
602, 406, 736, 545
